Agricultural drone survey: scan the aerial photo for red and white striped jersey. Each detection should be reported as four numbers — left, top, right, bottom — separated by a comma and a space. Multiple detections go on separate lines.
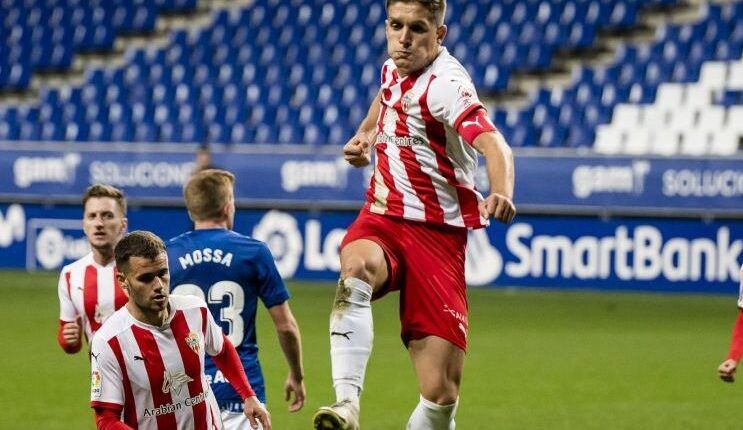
90, 295, 224, 430
58, 252, 128, 341
367, 47, 489, 229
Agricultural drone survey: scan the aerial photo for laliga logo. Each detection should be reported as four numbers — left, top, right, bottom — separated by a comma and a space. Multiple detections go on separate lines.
252, 211, 345, 278
465, 229, 502, 286
35, 226, 90, 270
252, 211, 303, 278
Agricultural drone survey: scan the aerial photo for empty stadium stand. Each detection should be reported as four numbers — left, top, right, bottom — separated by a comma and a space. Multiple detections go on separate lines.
0, 0, 740, 153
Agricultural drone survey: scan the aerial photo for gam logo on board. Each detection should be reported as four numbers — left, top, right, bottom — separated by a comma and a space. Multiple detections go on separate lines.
13, 153, 81, 188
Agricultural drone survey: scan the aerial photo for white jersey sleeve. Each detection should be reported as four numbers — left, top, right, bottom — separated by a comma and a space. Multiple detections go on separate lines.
426, 74, 484, 130
204, 304, 225, 356
90, 335, 124, 406
58, 269, 77, 322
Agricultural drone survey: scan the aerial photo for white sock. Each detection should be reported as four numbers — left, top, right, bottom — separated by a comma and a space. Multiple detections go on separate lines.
406, 395, 458, 430
330, 277, 373, 404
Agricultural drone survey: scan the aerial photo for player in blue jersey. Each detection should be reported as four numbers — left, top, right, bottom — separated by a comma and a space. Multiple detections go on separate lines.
167, 169, 305, 429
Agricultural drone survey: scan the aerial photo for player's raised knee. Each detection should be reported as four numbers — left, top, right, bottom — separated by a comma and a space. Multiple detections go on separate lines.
340, 253, 384, 286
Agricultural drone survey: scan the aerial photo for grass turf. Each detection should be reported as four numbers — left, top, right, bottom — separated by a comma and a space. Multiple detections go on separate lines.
0, 270, 741, 429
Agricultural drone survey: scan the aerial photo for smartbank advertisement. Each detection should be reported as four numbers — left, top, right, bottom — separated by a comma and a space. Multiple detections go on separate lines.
1, 203, 740, 294
1, 148, 742, 213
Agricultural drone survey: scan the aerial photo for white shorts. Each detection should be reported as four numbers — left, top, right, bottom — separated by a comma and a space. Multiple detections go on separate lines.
221, 410, 264, 430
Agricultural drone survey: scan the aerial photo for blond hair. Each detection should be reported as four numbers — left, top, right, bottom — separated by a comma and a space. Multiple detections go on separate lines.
386, 0, 446, 25
82, 184, 127, 215
183, 169, 235, 222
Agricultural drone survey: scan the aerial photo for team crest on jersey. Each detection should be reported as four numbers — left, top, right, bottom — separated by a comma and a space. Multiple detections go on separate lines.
185, 331, 200, 354
91, 370, 102, 398
401, 92, 413, 112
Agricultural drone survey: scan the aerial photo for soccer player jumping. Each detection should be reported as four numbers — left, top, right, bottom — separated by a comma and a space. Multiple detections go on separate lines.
313, 1, 516, 429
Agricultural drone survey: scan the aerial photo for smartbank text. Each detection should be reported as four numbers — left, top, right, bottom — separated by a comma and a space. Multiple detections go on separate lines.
503, 224, 740, 282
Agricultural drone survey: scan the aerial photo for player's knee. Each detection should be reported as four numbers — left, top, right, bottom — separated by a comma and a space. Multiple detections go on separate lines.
421, 380, 460, 405
341, 254, 381, 286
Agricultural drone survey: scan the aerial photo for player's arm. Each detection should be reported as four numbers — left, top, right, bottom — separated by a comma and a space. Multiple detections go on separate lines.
343, 89, 382, 168
459, 108, 516, 224
211, 334, 271, 429
94, 406, 133, 430
90, 338, 131, 429
57, 271, 82, 353
719, 309, 743, 382
267, 301, 305, 412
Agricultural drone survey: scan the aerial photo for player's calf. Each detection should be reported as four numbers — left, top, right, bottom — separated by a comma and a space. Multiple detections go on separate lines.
330, 277, 373, 402
406, 395, 459, 430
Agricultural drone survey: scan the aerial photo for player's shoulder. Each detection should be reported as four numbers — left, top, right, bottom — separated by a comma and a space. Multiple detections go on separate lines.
91, 308, 131, 346
60, 252, 94, 274
430, 48, 473, 85
222, 230, 272, 251
167, 231, 190, 245
169, 294, 208, 311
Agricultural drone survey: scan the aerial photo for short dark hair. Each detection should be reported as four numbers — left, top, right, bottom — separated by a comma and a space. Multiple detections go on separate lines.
83, 184, 127, 216
386, 0, 446, 26
115, 231, 166, 272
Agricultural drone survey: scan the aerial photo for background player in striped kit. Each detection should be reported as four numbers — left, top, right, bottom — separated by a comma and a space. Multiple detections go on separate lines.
717, 264, 743, 383
90, 230, 271, 430
167, 168, 305, 430
57, 184, 129, 354
314, 1, 516, 429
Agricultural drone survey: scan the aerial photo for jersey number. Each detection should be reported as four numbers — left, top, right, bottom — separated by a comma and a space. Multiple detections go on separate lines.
171, 282, 245, 345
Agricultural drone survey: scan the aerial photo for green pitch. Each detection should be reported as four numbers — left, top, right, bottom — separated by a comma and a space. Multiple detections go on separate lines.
1, 270, 742, 429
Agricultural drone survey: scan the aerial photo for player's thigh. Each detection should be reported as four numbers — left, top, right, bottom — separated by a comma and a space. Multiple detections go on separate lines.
221, 411, 263, 430
408, 335, 465, 405
340, 238, 389, 290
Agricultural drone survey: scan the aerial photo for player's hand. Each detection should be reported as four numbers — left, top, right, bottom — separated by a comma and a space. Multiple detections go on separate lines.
343, 133, 372, 167
243, 396, 271, 429
479, 192, 516, 224
284, 372, 305, 412
61, 321, 81, 346
718, 358, 738, 382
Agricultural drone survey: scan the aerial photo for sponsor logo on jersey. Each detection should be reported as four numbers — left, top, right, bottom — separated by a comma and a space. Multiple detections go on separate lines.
185, 332, 200, 355
375, 133, 426, 147
443, 303, 468, 326
162, 370, 193, 396
91, 370, 102, 398
143, 389, 210, 417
